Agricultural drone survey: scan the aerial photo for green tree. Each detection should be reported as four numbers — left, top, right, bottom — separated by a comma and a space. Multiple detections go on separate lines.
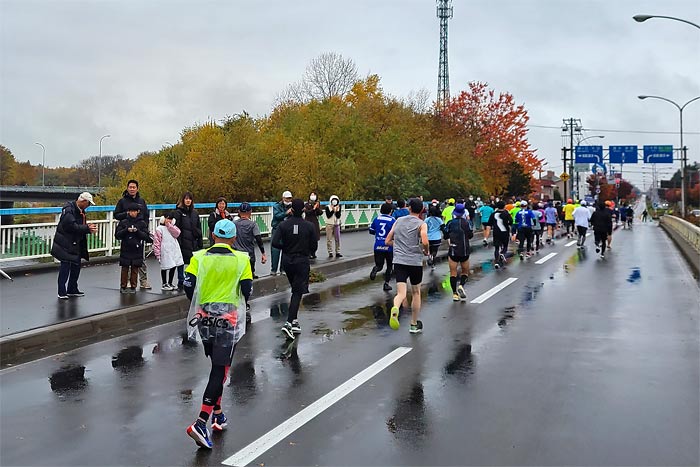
0, 145, 16, 184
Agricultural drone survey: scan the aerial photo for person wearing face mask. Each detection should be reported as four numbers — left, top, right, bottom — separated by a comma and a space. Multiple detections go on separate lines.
270, 190, 293, 275
303, 192, 323, 259
465, 196, 477, 225
324, 195, 343, 258
207, 197, 234, 246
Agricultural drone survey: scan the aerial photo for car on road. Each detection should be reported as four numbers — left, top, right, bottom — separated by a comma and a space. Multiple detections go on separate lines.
691, 209, 700, 217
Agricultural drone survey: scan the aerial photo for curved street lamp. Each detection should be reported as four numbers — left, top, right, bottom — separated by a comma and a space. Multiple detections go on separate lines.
633, 14, 700, 30
98, 134, 111, 188
34, 142, 46, 186
638, 95, 700, 215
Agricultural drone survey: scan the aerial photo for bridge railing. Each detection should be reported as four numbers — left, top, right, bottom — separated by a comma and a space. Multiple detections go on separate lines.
0, 201, 383, 263
660, 215, 700, 253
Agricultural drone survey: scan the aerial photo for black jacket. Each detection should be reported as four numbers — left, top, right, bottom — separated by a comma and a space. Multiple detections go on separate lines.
488, 210, 513, 234
115, 218, 150, 267
443, 217, 473, 257
173, 205, 203, 263
207, 209, 234, 244
590, 208, 613, 233
303, 202, 323, 240
51, 201, 91, 264
271, 216, 318, 260
114, 190, 149, 224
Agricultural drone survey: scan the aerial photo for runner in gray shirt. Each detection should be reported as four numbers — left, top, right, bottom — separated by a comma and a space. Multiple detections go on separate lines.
385, 198, 429, 334
233, 203, 267, 279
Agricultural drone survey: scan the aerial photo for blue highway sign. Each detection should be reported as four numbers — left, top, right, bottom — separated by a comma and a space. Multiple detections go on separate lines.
643, 145, 674, 163
609, 145, 638, 164
575, 145, 603, 163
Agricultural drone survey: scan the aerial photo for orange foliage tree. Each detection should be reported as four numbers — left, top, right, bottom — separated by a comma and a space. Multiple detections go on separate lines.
441, 82, 541, 196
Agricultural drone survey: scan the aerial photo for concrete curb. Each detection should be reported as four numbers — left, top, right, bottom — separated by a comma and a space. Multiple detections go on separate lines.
1, 228, 575, 365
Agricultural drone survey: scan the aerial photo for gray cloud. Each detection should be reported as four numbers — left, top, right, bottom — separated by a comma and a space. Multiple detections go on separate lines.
1, 0, 698, 190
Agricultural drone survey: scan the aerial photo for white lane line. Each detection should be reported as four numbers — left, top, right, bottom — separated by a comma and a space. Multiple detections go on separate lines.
586, 232, 592, 237
535, 252, 557, 264
222, 346, 413, 466
469, 277, 519, 304
565, 240, 577, 247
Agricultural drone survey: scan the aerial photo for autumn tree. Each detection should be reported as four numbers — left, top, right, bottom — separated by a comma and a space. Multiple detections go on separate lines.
0, 145, 16, 184
441, 82, 541, 195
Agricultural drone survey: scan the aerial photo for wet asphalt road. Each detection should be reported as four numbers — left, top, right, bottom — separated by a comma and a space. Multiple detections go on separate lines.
1, 220, 698, 466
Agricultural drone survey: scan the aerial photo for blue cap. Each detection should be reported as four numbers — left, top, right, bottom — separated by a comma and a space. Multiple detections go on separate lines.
239, 202, 252, 213
213, 219, 237, 239
453, 203, 466, 217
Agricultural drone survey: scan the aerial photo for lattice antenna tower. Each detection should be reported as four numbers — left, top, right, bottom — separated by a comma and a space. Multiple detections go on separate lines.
436, 0, 453, 111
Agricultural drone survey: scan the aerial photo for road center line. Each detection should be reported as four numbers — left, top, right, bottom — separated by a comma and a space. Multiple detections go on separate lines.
470, 277, 518, 304
221, 346, 413, 466
565, 240, 577, 247
535, 252, 557, 264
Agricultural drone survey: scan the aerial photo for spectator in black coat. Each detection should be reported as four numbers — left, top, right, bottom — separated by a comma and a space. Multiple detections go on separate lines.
113, 179, 152, 289
207, 196, 234, 245
51, 192, 98, 299
303, 192, 323, 259
173, 191, 203, 289
115, 203, 150, 293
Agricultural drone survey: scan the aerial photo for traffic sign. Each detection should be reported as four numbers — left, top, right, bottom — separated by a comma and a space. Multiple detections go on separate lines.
643, 145, 674, 163
575, 145, 603, 164
609, 145, 638, 164
592, 163, 607, 175
574, 163, 589, 171
559, 172, 570, 182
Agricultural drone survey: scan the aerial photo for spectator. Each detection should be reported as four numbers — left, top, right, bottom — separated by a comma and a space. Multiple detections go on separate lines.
51, 192, 98, 299
270, 190, 293, 275
115, 203, 150, 293
173, 191, 203, 289
233, 202, 267, 279
303, 192, 323, 259
153, 211, 184, 291
207, 197, 234, 245
113, 179, 151, 289
324, 195, 343, 258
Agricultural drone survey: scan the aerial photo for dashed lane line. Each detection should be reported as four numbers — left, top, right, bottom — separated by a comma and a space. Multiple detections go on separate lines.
535, 252, 558, 264
469, 277, 519, 304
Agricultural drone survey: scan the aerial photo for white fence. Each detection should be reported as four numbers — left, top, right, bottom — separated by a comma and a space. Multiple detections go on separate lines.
0, 203, 382, 263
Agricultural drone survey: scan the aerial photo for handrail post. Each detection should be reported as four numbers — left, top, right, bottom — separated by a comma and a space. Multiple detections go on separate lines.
106, 211, 114, 256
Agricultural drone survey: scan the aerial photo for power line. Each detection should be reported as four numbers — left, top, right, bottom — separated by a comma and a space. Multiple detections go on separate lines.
528, 124, 700, 136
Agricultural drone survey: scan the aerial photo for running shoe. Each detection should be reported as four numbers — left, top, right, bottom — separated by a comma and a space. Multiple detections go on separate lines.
67, 290, 85, 297
600, 253, 605, 259
519, 252, 524, 259
382, 282, 392, 291
281, 322, 295, 340
389, 306, 400, 330
291, 320, 301, 334
494, 263, 501, 270
336, 253, 343, 258
482, 239, 488, 247
140, 281, 152, 290
119, 288, 128, 294
186, 420, 213, 449
58, 294, 69, 300
328, 254, 334, 259
409, 321, 423, 334
457, 285, 467, 300
499, 253, 507, 264
452, 293, 460, 301
128, 287, 137, 294
426, 255, 433, 267
369, 266, 378, 281
211, 412, 228, 432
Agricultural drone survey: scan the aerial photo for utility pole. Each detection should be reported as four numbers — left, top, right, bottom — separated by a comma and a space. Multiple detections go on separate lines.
561, 118, 582, 199
436, 0, 453, 112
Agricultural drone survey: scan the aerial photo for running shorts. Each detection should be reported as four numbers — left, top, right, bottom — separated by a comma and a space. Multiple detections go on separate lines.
448, 255, 470, 263
393, 263, 423, 285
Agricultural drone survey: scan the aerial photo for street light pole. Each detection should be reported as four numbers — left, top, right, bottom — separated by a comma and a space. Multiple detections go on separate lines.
637, 95, 700, 215
98, 134, 111, 188
34, 142, 46, 186
633, 14, 700, 30
575, 135, 605, 196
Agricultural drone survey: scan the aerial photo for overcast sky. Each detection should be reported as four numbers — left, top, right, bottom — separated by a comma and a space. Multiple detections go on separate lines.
1, 0, 699, 190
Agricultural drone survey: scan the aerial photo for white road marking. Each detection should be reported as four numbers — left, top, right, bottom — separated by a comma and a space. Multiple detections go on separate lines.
469, 277, 519, 304
221, 346, 413, 466
535, 252, 557, 264
586, 232, 592, 237
565, 240, 577, 247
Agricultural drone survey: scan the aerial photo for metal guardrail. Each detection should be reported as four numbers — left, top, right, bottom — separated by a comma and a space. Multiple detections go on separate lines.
660, 215, 700, 254
0, 201, 383, 263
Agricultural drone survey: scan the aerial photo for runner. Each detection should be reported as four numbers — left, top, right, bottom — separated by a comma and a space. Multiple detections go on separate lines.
514, 201, 535, 258
625, 205, 634, 229
385, 198, 429, 334
591, 201, 613, 259
441, 198, 455, 223
425, 203, 443, 270
563, 199, 576, 238
183, 219, 253, 450
642, 209, 649, 222
272, 199, 318, 340
487, 201, 512, 269
368, 202, 396, 291
573, 200, 592, 248
442, 203, 473, 301
544, 201, 558, 244
479, 200, 495, 247
532, 202, 544, 252
620, 203, 628, 229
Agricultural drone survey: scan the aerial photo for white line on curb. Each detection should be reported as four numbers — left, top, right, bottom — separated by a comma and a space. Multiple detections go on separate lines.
469, 277, 519, 304
221, 346, 413, 466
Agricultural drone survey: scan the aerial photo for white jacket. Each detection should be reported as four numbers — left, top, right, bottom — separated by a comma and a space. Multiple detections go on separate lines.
154, 223, 185, 270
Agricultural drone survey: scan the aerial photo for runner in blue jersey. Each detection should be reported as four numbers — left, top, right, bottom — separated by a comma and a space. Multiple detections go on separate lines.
369, 203, 396, 291
425, 202, 443, 270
